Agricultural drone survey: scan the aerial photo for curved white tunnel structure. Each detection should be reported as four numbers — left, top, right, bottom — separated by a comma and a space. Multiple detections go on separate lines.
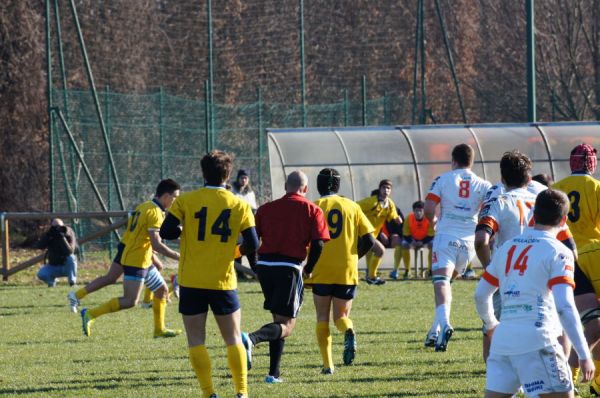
267, 122, 600, 212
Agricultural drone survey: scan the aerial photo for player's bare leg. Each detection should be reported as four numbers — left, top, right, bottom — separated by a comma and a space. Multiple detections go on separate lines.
69, 262, 124, 312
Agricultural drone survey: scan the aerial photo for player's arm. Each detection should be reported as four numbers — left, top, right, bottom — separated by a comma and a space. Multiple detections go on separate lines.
152, 252, 164, 271
474, 228, 492, 268
424, 199, 437, 223
159, 213, 182, 240
149, 229, 179, 261
553, 283, 594, 382
475, 201, 497, 268
303, 239, 325, 278
240, 227, 259, 272
473, 275, 499, 334
357, 233, 382, 258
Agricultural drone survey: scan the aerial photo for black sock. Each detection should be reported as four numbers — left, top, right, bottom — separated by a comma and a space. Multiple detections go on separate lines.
268, 338, 285, 378
249, 322, 282, 345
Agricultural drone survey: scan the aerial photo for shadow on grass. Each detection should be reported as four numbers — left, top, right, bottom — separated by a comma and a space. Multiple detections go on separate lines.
0, 375, 194, 396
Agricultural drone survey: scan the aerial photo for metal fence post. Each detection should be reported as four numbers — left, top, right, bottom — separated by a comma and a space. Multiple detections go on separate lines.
526, 0, 537, 122
257, 87, 263, 194
343, 89, 349, 126
159, 87, 165, 179
299, 0, 307, 127
361, 76, 367, 126
68, 0, 125, 210
204, 80, 210, 153
207, 0, 215, 149
46, 0, 55, 212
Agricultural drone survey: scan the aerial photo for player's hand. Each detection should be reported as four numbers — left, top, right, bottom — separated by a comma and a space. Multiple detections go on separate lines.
302, 271, 312, 280
579, 358, 595, 383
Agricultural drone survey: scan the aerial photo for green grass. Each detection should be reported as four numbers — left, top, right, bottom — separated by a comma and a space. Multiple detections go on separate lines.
0, 275, 592, 397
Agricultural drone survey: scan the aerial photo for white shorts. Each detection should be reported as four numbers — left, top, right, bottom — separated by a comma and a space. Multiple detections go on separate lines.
486, 343, 572, 397
431, 233, 474, 274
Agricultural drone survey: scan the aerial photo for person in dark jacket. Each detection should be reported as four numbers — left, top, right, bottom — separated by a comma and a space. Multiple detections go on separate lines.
37, 218, 78, 287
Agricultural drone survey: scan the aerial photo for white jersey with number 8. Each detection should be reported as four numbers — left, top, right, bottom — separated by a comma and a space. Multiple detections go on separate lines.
426, 168, 492, 240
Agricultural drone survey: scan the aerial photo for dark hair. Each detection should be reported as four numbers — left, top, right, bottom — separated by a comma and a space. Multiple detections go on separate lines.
531, 173, 553, 187
317, 168, 341, 195
201, 150, 234, 185
379, 179, 393, 188
412, 200, 425, 210
155, 178, 180, 197
500, 150, 532, 188
534, 189, 569, 226
370, 189, 379, 196
452, 144, 474, 167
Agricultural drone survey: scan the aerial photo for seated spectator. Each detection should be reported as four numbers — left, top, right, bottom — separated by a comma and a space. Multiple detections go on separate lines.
400, 201, 434, 278
37, 218, 78, 287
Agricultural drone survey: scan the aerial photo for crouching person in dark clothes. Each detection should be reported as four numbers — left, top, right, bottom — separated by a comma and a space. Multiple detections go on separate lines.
37, 218, 78, 287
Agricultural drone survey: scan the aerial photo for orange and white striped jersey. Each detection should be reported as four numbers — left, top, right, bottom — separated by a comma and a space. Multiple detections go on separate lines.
478, 185, 573, 249
482, 229, 575, 355
478, 187, 538, 248
426, 168, 491, 239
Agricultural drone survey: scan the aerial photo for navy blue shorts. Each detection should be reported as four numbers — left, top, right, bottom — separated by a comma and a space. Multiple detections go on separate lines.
122, 265, 148, 282
256, 265, 303, 318
113, 243, 125, 265
312, 284, 357, 300
179, 286, 240, 316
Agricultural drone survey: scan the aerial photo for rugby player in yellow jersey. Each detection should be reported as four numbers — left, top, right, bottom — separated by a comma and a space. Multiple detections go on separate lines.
553, 143, 600, 394
75, 179, 181, 338
306, 168, 382, 374
357, 179, 403, 285
160, 150, 258, 398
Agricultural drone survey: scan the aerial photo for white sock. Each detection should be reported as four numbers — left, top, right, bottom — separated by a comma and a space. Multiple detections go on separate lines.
436, 304, 450, 329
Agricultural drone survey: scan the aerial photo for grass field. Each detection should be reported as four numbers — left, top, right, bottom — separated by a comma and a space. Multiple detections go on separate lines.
0, 267, 593, 398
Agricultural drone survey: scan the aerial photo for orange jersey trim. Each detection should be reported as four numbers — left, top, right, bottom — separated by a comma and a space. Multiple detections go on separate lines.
548, 276, 575, 289
478, 216, 499, 233
482, 271, 499, 287
556, 229, 573, 241
425, 193, 440, 203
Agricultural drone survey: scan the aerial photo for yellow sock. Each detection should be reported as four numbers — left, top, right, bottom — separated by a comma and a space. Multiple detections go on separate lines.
393, 246, 402, 271
153, 297, 167, 334
75, 287, 88, 300
334, 316, 354, 333
571, 366, 580, 384
143, 288, 153, 304
369, 255, 382, 279
595, 359, 600, 378
189, 345, 215, 398
316, 322, 334, 370
402, 250, 411, 274
88, 297, 120, 319
427, 250, 433, 272
227, 344, 248, 396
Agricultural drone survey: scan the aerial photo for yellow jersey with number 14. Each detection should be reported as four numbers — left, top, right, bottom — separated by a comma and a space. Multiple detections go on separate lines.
553, 174, 600, 248
309, 195, 374, 285
120, 199, 165, 269
168, 186, 255, 290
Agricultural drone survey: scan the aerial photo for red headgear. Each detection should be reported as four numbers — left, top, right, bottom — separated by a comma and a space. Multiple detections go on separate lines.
570, 143, 597, 173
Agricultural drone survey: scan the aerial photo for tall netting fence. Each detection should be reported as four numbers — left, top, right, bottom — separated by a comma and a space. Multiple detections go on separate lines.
50, 88, 409, 255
